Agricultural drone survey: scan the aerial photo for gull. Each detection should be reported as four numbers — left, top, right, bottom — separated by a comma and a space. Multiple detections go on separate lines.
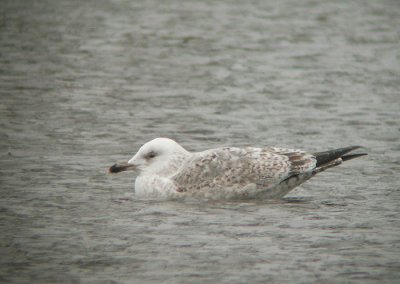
109, 138, 367, 200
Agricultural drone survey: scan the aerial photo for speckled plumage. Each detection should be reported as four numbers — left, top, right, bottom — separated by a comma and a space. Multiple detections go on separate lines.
171, 147, 315, 199
109, 138, 366, 200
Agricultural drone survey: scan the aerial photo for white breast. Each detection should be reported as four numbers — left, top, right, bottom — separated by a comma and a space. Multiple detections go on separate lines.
134, 175, 179, 199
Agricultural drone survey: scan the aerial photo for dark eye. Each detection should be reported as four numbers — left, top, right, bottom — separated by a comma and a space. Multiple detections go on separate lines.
146, 151, 157, 159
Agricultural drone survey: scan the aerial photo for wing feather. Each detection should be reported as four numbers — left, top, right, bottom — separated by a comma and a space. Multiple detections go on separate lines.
172, 147, 316, 192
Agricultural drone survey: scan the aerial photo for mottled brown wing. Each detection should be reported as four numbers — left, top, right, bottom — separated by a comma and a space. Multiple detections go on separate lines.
171, 147, 316, 192
265, 147, 317, 176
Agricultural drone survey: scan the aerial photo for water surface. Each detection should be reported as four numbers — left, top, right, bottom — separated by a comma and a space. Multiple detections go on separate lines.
1, 0, 400, 283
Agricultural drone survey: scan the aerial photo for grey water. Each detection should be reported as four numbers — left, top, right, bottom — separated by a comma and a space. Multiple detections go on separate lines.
1, 0, 399, 283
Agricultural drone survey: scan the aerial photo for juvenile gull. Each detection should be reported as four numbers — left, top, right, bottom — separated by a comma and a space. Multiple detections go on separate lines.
109, 138, 367, 200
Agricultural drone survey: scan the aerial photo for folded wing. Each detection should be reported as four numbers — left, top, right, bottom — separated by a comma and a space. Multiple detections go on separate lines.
172, 147, 317, 192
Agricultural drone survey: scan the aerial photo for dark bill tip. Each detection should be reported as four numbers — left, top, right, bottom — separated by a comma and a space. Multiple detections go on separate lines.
109, 163, 135, 174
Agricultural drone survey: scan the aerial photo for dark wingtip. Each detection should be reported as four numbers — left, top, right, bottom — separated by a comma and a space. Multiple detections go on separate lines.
341, 153, 368, 162
314, 146, 367, 167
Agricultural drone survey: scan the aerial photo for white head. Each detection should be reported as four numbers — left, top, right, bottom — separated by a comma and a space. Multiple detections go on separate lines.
109, 138, 189, 176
